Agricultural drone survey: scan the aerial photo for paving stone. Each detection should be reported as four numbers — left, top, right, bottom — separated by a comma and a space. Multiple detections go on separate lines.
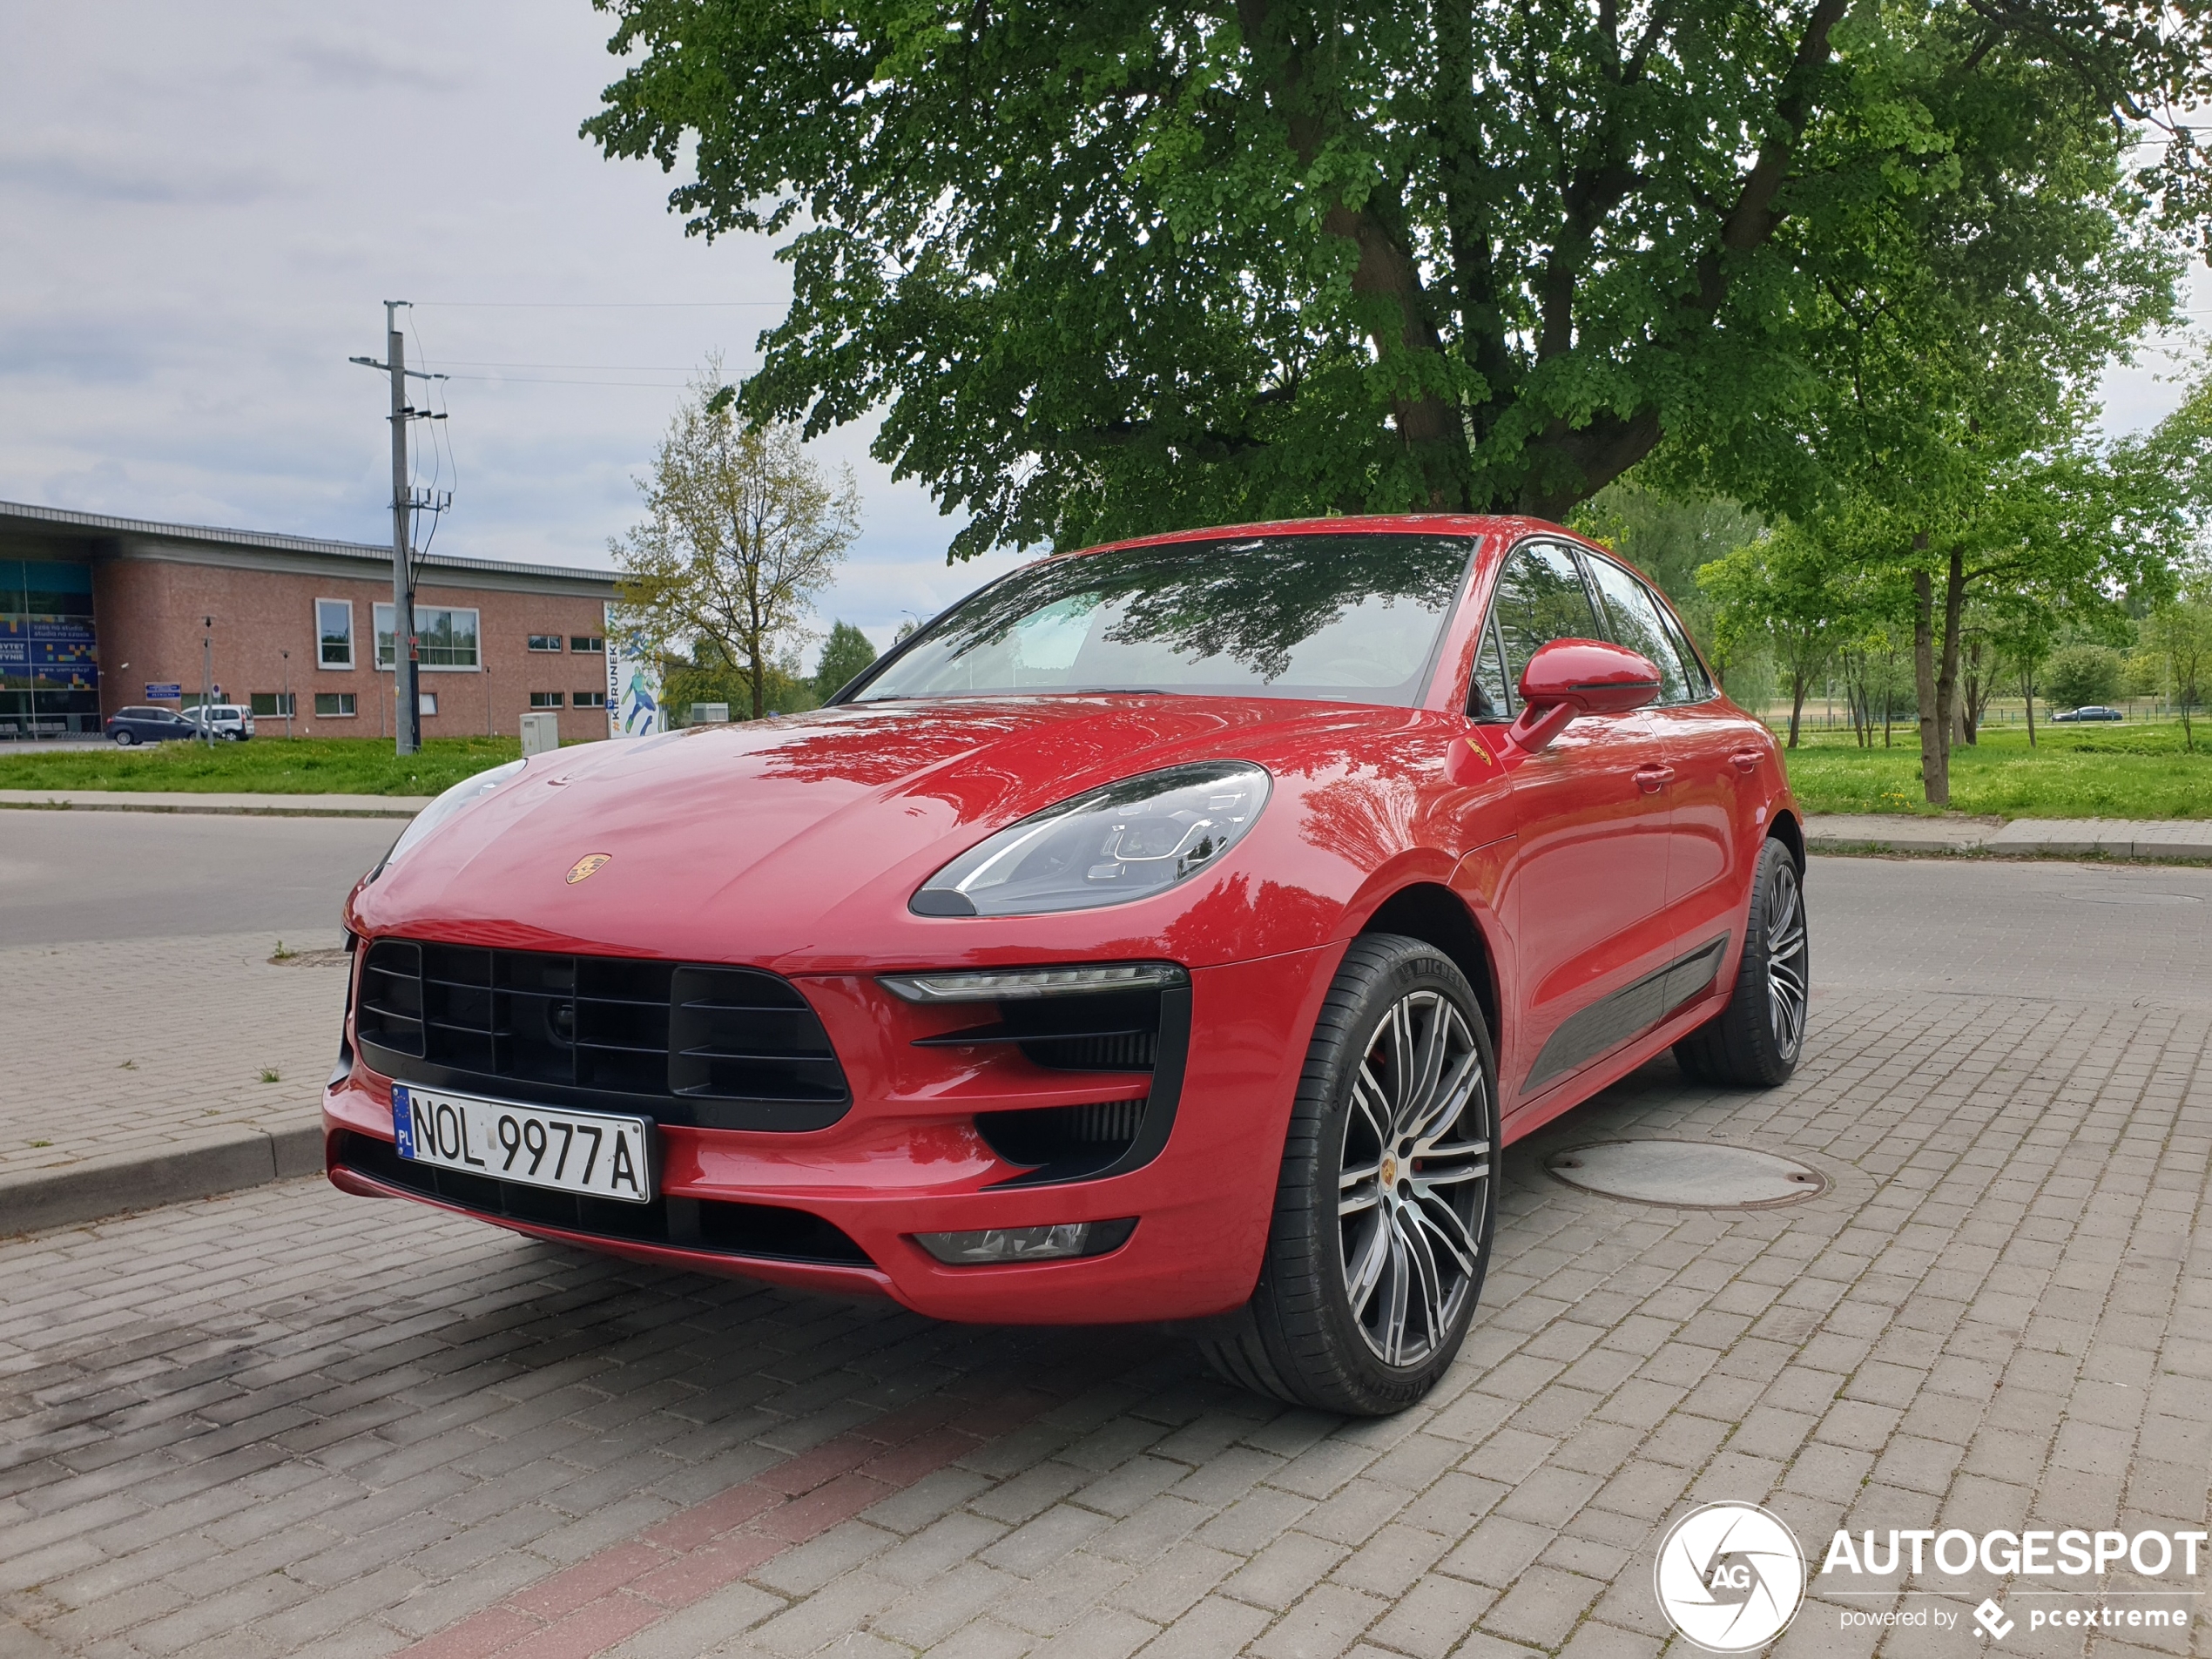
8, 860, 2212, 1659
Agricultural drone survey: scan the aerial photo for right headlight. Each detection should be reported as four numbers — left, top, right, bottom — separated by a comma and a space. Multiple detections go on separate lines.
911, 761, 1271, 918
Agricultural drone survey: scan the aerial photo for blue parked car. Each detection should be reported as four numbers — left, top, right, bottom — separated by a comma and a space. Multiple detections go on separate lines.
2049, 705, 2124, 723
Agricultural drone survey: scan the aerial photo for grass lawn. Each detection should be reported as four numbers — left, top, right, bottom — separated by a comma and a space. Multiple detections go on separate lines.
0, 736, 523, 797
1777, 719, 2212, 819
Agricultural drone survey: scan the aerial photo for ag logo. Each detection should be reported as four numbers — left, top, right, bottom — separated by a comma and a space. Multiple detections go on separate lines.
1654, 1502, 1806, 1652
565, 853, 612, 885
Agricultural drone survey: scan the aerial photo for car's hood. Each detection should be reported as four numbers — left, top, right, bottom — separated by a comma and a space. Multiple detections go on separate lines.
349, 695, 1472, 971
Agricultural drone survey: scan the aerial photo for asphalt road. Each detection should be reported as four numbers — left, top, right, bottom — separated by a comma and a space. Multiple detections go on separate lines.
5, 803, 2209, 1001
1809, 852, 2212, 1008
0, 810, 395, 945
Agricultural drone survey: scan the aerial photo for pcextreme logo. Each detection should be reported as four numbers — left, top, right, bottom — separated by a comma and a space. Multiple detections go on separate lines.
1654, 1503, 1807, 1653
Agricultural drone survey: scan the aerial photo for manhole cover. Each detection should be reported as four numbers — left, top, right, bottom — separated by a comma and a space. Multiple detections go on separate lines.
1546, 1140, 1827, 1209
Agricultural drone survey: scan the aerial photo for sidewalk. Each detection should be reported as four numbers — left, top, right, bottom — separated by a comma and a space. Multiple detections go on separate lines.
0, 787, 431, 819
0, 928, 353, 1237
1806, 812, 2212, 860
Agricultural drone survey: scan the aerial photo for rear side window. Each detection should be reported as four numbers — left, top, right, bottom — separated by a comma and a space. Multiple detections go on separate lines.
1492, 543, 1601, 685
1647, 585, 1714, 701
1583, 555, 1690, 705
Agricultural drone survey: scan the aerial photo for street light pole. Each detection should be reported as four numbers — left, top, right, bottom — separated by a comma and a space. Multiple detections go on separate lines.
281, 649, 292, 738
200, 617, 213, 748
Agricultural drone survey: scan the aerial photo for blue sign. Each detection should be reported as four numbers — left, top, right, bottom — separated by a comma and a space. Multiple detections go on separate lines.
145, 683, 182, 700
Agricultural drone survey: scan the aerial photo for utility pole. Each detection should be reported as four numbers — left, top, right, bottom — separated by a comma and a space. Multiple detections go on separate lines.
350, 302, 448, 758
200, 617, 213, 747
280, 649, 292, 738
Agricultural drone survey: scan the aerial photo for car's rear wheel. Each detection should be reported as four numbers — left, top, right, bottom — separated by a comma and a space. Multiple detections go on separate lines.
111, 729, 136, 746
1200, 934, 1496, 1415
1673, 837, 1809, 1088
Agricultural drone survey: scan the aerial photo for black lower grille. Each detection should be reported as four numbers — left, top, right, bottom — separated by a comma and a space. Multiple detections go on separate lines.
354, 940, 849, 1131
976, 1099, 1148, 1181
333, 1130, 874, 1266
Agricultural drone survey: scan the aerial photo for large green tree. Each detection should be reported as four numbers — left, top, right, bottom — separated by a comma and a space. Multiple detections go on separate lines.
585, 0, 2207, 557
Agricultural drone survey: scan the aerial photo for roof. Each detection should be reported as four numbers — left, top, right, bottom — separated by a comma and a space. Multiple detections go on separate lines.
0, 499, 619, 595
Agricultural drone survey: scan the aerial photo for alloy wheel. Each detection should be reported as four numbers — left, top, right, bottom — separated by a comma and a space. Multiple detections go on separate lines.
1765, 862, 1809, 1061
1336, 989, 1493, 1366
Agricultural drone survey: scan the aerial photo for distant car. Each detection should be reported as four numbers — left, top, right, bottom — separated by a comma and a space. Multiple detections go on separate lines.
2050, 705, 2123, 723
179, 704, 256, 741
105, 706, 200, 745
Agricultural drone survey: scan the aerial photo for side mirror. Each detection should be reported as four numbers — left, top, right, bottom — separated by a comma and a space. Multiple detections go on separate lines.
1507, 638, 1662, 753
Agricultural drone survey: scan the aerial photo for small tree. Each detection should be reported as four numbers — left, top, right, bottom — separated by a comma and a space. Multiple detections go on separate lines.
2141, 585, 2212, 750
1699, 527, 1842, 749
614, 372, 860, 720
813, 621, 878, 702
2042, 644, 2124, 711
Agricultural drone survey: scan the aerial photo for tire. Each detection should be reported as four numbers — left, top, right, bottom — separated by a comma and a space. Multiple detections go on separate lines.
111, 729, 137, 746
1201, 934, 1498, 1415
1673, 837, 1810, 1088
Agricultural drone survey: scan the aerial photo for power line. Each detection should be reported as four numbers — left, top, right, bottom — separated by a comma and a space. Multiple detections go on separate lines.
415, 359, 705, 371
412, 300, 788, 309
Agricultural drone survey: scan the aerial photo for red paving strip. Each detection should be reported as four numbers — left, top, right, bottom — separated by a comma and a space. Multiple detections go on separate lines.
396, 1386, 1062, 1659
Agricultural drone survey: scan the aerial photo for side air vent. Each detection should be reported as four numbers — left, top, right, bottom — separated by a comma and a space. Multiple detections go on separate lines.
354, 940, 849, 1131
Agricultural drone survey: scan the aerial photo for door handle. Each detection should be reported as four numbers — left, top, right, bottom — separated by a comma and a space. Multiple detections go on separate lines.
1730, 750, 1763, 773
1633, 765, 1675, 793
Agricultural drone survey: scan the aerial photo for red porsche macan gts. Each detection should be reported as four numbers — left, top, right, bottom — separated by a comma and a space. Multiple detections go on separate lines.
325, 516, 1807, 1414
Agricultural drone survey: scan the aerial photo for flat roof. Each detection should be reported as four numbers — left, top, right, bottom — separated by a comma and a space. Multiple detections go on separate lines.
0, 499, 618, 595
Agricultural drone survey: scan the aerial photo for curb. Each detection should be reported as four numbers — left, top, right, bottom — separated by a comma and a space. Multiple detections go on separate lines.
0, 1122, 324, 1236
0, 795, 421, 819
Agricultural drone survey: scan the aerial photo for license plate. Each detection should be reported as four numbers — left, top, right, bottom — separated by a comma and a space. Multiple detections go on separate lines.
393, 1085, 653, 1204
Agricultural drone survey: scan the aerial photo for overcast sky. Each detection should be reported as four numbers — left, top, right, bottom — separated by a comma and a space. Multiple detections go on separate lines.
3, 3, 2203, 662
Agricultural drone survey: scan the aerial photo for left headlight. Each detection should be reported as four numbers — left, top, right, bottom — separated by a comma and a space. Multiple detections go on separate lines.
373, 759, 527, 879
911, 761, 1271, 918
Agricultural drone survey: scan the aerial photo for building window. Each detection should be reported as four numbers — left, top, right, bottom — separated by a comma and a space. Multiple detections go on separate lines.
572, 690, 607, 708
570, 635, 604, 654
529, 691, 563, 709
249, 692, 295, 717
373, 605, 481, 671
317, 599, 354, 668
314, 692, 357, 718
527, 634, 563, 652
419, 692, 438, 717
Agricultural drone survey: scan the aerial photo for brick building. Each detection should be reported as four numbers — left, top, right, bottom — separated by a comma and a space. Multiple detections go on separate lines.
1, 500, 619, 743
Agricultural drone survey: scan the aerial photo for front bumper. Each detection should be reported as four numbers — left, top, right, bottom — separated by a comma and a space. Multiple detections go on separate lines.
323, 944, 1339, 1325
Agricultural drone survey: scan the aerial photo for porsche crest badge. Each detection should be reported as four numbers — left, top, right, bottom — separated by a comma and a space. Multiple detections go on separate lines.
565, 853, 612, 885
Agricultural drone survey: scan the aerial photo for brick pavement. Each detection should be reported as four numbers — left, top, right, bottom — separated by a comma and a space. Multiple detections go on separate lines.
4, 926, 2209, 1659
0, 932, 348, 1190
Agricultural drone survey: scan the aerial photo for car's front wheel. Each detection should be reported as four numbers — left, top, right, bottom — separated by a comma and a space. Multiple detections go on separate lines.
1201, 934, 1497, 1415
1674, 837, 1809, 1087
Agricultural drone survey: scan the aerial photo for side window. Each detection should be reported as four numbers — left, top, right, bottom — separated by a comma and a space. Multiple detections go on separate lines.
1467, 616, 1514, 722
1646, 582, 1714, 701
1492, 543, 1602, 686
1582, 554, 1690, 705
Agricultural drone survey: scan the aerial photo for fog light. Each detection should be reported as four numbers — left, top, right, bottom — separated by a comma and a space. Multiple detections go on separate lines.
914, 1217, 1137, 1264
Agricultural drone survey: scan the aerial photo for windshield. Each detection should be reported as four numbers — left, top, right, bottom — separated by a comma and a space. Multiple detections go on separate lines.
853, 533, 1474, 708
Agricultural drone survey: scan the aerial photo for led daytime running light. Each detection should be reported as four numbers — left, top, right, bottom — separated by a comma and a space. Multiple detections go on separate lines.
880, 962, 1187, 1003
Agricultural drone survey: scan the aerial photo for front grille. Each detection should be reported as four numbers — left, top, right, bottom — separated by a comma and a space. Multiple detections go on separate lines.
354, 940, 849, 1131
333, 1130, 874, 1266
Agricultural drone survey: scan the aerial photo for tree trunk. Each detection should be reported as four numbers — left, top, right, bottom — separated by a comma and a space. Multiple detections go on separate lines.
2022, 667, 2036, 748
1935, 549, 1966, 795
1913, 570, 1946, 806
1787, 670, 1808, 748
